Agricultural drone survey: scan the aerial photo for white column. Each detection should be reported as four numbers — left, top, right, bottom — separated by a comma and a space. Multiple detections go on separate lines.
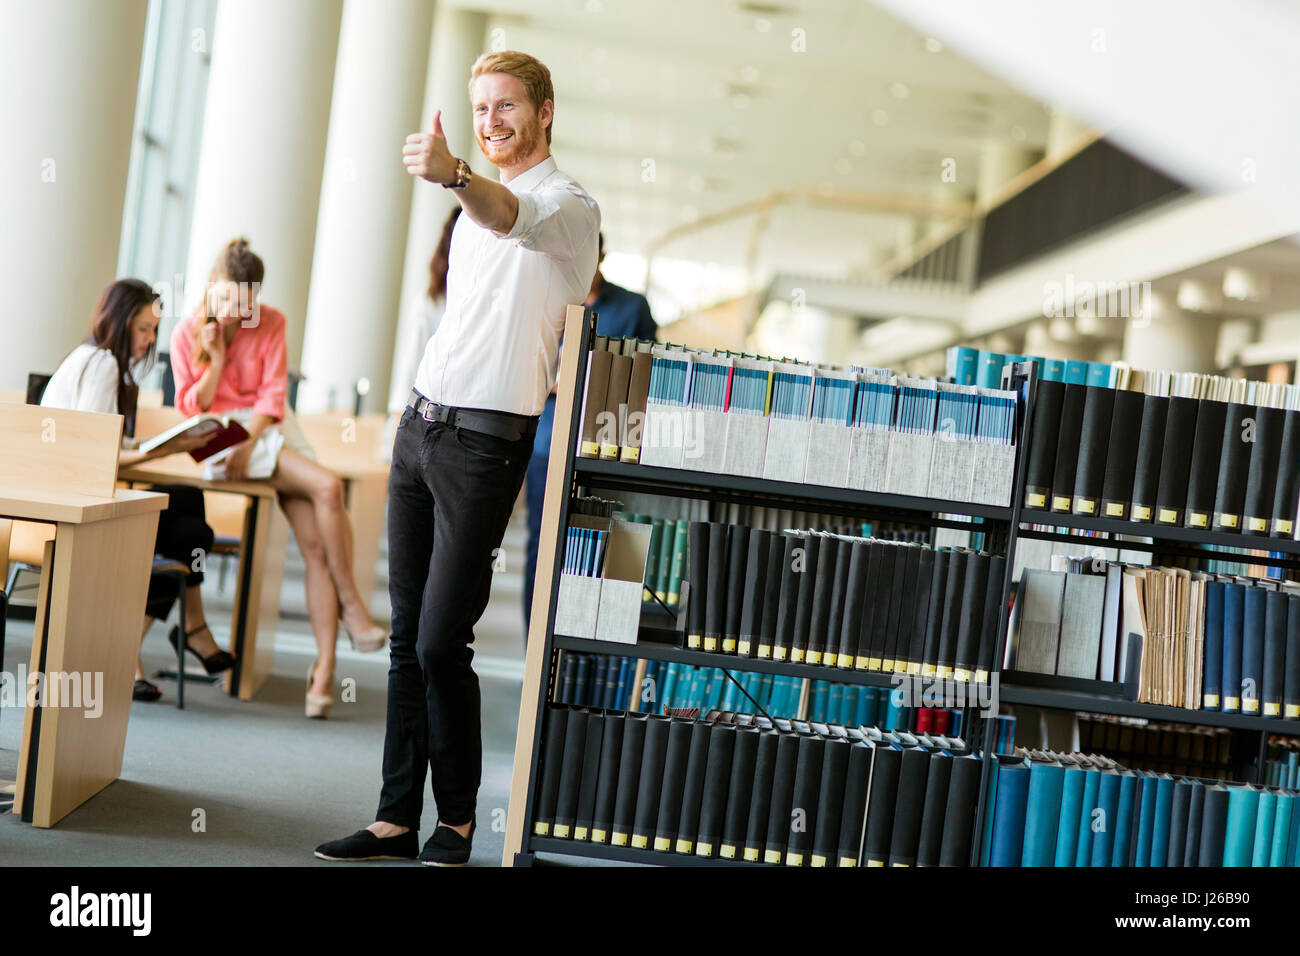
183, 0, 343, 370
388, 6, 488, 412
1046, 108, 1091, 161
1122, 290, 1220, 372
297, 0, 437, 415
976, 139, 1039, 209
0, 0, 148, 388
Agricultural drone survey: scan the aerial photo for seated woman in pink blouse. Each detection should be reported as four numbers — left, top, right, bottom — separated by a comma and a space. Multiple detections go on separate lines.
170, 238, 386, 718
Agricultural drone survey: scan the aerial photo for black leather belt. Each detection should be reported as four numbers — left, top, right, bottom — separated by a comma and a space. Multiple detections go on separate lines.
407, 389, 534, 442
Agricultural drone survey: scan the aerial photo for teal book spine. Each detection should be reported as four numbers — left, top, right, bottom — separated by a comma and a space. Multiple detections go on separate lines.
1086, 361, 1114, 388
858, 688, 879, 728
1272, 793, 1295, 866
827, 683, 842, 725
1290, 793, 1300, 866
1054, 766, 1086, 866
1075, 769, 1100, 867
976, 351, 1007, 390
1022, 763, 1066, 866
1222, 786, 1259, 867
1089, 772, 1120, 867
947, 346, 979, 386
1111, 773, 1139, 867
1043, 359, 1066, 382
1134, 772, 1158, 867
989, 761, 1031, 867
658, 663, 678, 714
1252, 791, 1277, 867
1149, 776, 1174, 866
1064, 360, 1089, 385
885, 686, 906, 730
979, 759, 1002, 867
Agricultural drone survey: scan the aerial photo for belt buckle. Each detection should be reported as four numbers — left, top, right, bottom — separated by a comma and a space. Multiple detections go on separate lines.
419, 399, 443, 424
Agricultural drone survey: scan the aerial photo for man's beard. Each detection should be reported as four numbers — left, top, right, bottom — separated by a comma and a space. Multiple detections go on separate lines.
478, 117, 542, 168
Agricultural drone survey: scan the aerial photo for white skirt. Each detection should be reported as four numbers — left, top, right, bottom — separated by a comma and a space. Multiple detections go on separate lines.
202, 407, 317, 480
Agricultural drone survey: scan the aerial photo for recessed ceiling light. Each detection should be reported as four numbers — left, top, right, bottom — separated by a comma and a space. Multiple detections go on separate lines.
871, 108, 889, 126
730, 92, 752, 110
890, 82, 909, 99
741, 65, 760, 83
848, 139, 866, 157
834, 158, 852, 176
924, 37, 943, 53
755, 18, 773, 32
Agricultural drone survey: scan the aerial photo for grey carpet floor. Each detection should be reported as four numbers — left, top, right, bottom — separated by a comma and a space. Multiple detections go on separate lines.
0, 508, 584, 867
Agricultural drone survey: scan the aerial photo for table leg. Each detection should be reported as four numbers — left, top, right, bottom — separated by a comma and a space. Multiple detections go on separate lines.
225, 493, 289, 700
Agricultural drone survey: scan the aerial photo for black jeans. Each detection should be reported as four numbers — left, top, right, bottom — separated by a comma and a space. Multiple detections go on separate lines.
377, 404, 535, 829
144, 484, 214, 621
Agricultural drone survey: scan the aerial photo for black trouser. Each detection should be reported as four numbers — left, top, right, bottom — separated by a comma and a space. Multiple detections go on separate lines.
144, 484, 214, 621
377, 404, 535, 829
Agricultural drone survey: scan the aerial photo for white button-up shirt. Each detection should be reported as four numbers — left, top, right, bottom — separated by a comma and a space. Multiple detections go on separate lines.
413, 155, 600, 417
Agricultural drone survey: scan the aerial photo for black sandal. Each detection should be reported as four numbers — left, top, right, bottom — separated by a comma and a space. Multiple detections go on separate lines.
168, 623, 236, 675
133, 678, 163, 702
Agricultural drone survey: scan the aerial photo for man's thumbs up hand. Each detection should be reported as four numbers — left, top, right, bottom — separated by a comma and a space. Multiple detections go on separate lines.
403, 109, 455, 185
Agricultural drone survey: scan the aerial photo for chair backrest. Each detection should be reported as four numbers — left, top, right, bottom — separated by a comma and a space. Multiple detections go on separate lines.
0, 403, 122, 498
26, 372, 52, 405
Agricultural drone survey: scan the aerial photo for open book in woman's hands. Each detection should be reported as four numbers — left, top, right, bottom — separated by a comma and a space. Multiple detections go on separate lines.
137, 415, 251, 462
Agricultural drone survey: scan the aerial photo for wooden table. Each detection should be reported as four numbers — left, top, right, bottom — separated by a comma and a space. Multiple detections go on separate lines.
3, 485, 167, 828
119, 459, 289, 702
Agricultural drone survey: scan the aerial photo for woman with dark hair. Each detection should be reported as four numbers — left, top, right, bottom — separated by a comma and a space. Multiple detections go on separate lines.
42, 278, 234, 702
171, 238, 388, 719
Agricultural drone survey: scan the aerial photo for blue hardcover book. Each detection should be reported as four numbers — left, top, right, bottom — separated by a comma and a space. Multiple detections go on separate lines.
1043, 359, 1067, 382
1241, 587, 1266, 715
1289, 752, 1298, 789
979, 757, 1001, 867
1149, 775, 1174, 866
840, 687, 860, 727
1253, 791, 1277, 867
605, 657, 625, 709
858, 688, 880, 729
976, 351, 1007, 390
575, 655, 593, 707
1271, 793, 1295, 866
989, 760, 1030, 866
1222, 583, 1245, 713
1223, 785, 1260, 866
947, 346, 979, 386
590, 656, 609, 709
1086, 361, 1114, 389
659, 663, 679, 714
1063, 360, 1089, 385
1022, 762, 1066, 866
1089, 771, 1121, 867
1134, 771, 1158, 867
1054, 766, 1086, 866
561, 652, 579, 705
1203, 582, 1225, 709
643, 660, 662, 711
827, 683, 842, 725
1111, 772, 1139, 866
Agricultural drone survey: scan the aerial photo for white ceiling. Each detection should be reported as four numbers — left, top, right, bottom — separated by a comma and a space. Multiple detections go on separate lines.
447, 0, 1054, 279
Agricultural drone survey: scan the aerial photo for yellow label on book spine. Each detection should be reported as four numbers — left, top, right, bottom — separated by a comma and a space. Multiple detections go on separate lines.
580, 441, 600, 456
907, 662, 921, 675
764, 850, 782, 864
1027, 492, 1047, 508
881, 658, 895, 672
791, 648, 805, 662
744, 848, 760, 862
1286, 704, 1300, 719
695, 843, 713, 857
1158, 508, 1178, 523
1133, 505, 1152, 521
667, 591, 679, 603
1243, 698, 1260, 714
591, 828, 607, 843
1216, 513, 1239, 529
719, 845, 736, 859
838, 857, 856, 867
891, 862, 910, 867
773, 647, 787, 661
1224, 696, 1240, 711
574, 827, 589, 841
936, 665, 953, 679
810, 854, 827, 867
653, 837, 671, 852
758, 645, 772, 659
1247, 517, 1267, 532
554, 824, 570, 839
631, 834, 649, 849
611, 831, 628, 846
1105, 502, 1125, 517
1276, 519, 1294, 534
620, 448, 639, 463
1188, 512, 1208, 528
737, 640, 751, 655
687, 634, 702, 649
675, 839, 692, 854
954, 668, 971, 682
1265, 702, 1280, 717
866, 859, 885, 867
852, 656, 867, 669
703, 637, 718, 651
1203, 694, 1220, 709
655, 590, 667, 602
786, 853, 803, 866
806, 650, 821, 665
1076, 498, 1096, 514
921, 663, 936, 677
722, 638, 736, 653
534, 822, 549, 836
1052, 496, 1072, 511
975, 669, 989, 684
838, 653, 853, 668
867, 657, 882, 671
599, 444, 618, 458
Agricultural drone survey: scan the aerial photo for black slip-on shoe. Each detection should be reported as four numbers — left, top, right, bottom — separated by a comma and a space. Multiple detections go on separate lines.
419, 820, 475, 867
314, 828, 418, 862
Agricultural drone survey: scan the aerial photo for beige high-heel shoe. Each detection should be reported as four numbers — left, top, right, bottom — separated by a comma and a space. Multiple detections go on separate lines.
342, 621, 389, 653
306, 661, 333, 719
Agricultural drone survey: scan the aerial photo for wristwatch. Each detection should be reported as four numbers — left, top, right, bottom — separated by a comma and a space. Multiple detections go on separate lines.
443, 158, 472, 190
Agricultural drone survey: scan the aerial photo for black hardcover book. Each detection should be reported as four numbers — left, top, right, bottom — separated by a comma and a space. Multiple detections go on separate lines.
1100, 387, 1145, 519
1263, 590, 1288, 718
653, 719, 695, 852
1129, 393, 1169, 522
915, 751, 953, 867
1287, 595, 1300, 721
905, 548, 936, 672
756, 533, 785, 659
1272, 409, 1300, 538
1072, 385, 1117, 516
811, 738, 851, 867
737, 529, 770, 658
609, 715, 646, 846
703, 522, 730, 652
1183, 781, 1205, 867
855, 541, 885, 667
773, 535, 802, 661
1198, 785, 1229, 868
1243, 405, 1285, 534
763, 733, 802, 864
786, 736, 827, 866
722, 524, 748, 654
743, 731, 780, 862
837, 540, 871, 668
1166, 778, 1192, 867
939, 754, 982, 866
976, 554, 1007, 678
1154, 395, 1200, 525
807, 535, 838, 665
953, 552, 990, 679
574, 655, 592, 707
673, 723, 713, 854
836, 743, 873, 867
554, 709, 590, 839
534, 707, 569, 837
695, 724, 737, 858
560, 652, 578, 705
921, 549, 951, 672
861, 744, 903, 866
936, 550, 968, 677
881, 547, 910, 670
886, 547, 922, 672
630, 715, 672, 850
867, 543, 898, 668
588, 656, 607, 708
1050, 383, 1087, 513
1212, 401, 1255, 531
820, 539, 853, 667
591, 713, 626, 843
1183, 399, 1229, 530
887, 748, 932, 867
686, 522, 709, 649
720, 726, 760, 859
573, 713, 605, 841
1024, 378, 1064, 510
790, 535, 821, 662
